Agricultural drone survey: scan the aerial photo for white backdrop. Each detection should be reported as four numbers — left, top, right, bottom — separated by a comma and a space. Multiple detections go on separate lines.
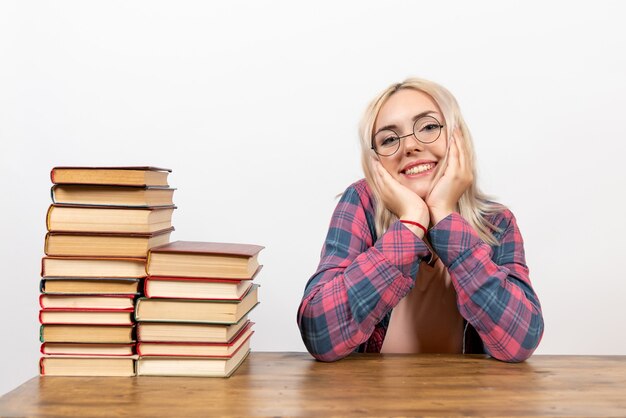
1, 0, 625, 396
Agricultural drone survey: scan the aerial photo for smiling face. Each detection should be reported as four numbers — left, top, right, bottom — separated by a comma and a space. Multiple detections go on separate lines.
373, 88, 448, 199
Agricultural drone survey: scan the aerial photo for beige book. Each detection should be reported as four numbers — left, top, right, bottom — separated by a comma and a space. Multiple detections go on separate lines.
41, 343, 134, 356
47, 205, 175, 233
137, 325, 253, 357
52, 185, 175, 207
50, 166, 170, 187
147, 241, 264, 279
136, 341, 250, 377
40, 295, 135, 310
40, 356, 136, 376
41, 278, 140, 295
44, 228, 173, 257
135, 285, 259, 324
41, 256, 146, 278
41, 325, 134, 343
137, 317, 250, 343
39, 310, 134, 325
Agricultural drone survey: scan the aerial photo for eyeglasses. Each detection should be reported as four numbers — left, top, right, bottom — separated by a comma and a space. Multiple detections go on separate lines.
371, 115, 445, 157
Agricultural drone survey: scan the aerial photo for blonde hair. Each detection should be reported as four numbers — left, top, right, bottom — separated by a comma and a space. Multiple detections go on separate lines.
359, 77, 503, 245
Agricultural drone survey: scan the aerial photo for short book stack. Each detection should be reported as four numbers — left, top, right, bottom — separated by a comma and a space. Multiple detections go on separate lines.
39, 167, 176, 376
135, 241, 263, 377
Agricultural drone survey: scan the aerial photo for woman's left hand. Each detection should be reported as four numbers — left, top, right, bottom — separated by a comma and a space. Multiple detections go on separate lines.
425, 130, 473, 225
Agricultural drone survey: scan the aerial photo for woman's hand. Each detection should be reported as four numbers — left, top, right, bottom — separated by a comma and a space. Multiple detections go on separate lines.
425, 131, 473, 225
370, 157, 430, 233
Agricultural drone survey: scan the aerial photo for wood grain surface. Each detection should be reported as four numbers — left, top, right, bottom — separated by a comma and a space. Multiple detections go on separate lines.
1, 352, 625, 417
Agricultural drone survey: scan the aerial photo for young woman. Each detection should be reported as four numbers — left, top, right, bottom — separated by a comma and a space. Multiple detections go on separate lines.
297, 78, 544, 363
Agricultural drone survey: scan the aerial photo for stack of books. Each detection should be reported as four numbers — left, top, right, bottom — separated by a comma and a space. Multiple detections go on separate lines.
39, 166, 176, 376
135, 241, 263, 377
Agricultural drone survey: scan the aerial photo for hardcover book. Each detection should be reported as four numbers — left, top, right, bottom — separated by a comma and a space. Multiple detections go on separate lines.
39, 309, 135, 325
40, 356, 136, 376
136, 340, 250, 377
40, 277, 141, 295
46, 204, 175, 233
39, 294, 135, 310
41, 343, 134, 356
136, 322, 253, 357
40, 324, 135, 343
51, 185, 175, 207
137, 317, 251, 343
147, 241, 264, 279
50, 166, 171, 187
44, 228, 174, 257
41, 256, 147, 278
135, 284, 259, 324
143, 277, 254, 300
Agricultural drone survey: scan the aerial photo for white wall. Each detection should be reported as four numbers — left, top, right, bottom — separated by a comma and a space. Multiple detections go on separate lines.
1, 0, 625, 396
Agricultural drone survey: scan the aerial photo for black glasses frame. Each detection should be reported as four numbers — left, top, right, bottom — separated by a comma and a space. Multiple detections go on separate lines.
371, 116, 445, 157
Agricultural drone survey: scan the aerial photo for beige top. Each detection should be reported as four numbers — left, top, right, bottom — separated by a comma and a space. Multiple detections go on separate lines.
381, 256, 464, 354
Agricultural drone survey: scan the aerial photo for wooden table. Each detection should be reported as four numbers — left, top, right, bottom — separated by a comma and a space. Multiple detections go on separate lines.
1, 352, 625, 417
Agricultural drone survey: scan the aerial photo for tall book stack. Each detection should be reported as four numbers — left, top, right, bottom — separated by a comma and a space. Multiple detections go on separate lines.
135, 241, 263, 377
39, 167, 176, 376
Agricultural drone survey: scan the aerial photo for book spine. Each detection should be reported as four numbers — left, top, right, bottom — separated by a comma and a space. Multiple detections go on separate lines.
40, 257, 47, 277
43, 233, 50, 255
50, 186, 57, 204
143, 280, 151, 298
39, 325, 44, 343
50, 168, 56, 184
45, 205, 54, 232
145, 250, 153, 276
39, 294, 45, 309
39, 357, 45, 375
39, 278, 45, 293
40, 343, 46, 355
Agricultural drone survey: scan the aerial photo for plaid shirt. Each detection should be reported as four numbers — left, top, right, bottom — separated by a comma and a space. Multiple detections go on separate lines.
298, 179, 543, 362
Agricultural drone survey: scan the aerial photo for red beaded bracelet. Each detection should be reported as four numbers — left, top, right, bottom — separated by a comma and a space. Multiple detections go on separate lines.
399, 219, 427, 235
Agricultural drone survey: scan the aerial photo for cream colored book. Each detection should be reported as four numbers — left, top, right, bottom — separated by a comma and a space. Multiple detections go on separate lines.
137, 324, 253, 357
137, 317, 250, 343
51, 185, 175, 207
41, 343, 134, 356
147, 241, 264, 279
40, 324, 135, 343
40, 356, 137, 376
44, 228, 173, 258
47, 205, 175, 233
40, 295, 135, 310
41, 256, 146, 278
39, 309, 134, 325
135, 285, 259, 324
50, 166, 170, 187
136, 341, 251, 377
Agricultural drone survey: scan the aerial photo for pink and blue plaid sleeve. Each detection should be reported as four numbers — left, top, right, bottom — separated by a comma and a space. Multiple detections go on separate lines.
428, 210, 544, 362
297, 184, 431, 362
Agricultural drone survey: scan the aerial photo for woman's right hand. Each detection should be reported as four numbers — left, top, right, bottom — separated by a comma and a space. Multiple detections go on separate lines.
370, 157, 430, 231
